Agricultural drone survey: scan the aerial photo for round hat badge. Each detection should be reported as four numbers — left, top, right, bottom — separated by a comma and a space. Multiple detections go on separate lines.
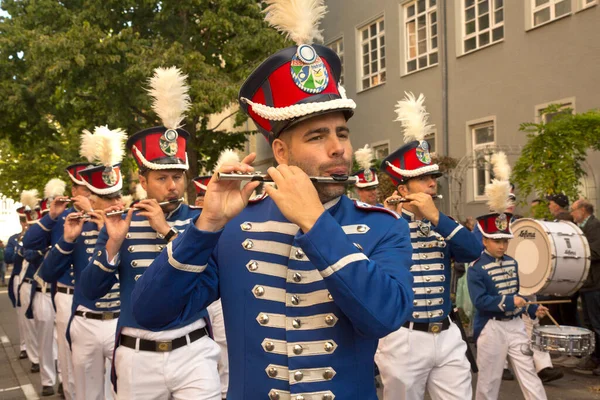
495, 213, 508, 231
364, 168, 374, 182
102, 166, 118, 186
416, 141, 432, 165
291, 44, 329, 94
160, 129, 179, 156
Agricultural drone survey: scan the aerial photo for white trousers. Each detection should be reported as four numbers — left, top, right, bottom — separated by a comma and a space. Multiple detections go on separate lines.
475, 318, 547, 400
55, 292, 76, 400
114, 335, 221, 400
521, 313, 552, 373
32, 291, 57, 387
13, 276, 27, 351
19, 282, 39, 364
70, 313, 118, 400
207, 300, 229, 399
375, 321, 472, 400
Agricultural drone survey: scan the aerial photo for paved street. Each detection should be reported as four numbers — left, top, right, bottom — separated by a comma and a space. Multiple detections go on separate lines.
1, 269, 600, 399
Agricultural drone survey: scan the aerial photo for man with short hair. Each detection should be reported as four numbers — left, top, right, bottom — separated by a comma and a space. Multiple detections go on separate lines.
546, 194, 569, 219
571, 199, 600, 374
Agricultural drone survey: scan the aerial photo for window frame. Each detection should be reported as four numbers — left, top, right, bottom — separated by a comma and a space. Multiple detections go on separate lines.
371, 139, 391, 160
327, 36, 345, 86
534, 97, 576, 123
467, 117, 497, 201
461, 0, 505, 55
529, 0, 572, 29
356, 16, 386, 92
402, 0, 439, 76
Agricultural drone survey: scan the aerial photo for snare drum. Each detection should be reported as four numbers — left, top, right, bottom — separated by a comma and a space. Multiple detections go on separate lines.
506, 219, 590, 296
532, 325, 595, 356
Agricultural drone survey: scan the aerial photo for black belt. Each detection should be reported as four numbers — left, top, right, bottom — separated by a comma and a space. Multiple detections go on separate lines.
23, 277, 34, 284
492, 316, 517, 321
34, 286, 51, 293
403, 317, 451, 333
75, 310, 120, 321
119, 327, 209, 352
56, 286, 74, 295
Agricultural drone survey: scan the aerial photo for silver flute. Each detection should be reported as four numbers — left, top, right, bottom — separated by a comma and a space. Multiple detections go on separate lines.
104, 198, 185, 217
217, 172, 358, 185
386, 194, 443, 205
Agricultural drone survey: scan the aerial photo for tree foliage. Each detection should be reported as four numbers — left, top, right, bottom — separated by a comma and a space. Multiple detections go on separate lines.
513, 105, 600, 218
0, 0, 286, 200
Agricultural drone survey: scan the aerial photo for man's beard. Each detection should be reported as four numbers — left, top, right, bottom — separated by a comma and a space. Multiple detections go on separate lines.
286, 154, 351, 204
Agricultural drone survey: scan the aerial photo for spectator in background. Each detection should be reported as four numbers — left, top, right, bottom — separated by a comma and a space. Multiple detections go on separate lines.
547, 194, 569, 220
464, 216, 476, 231
0, 240, 5, 286
571, 199, 600, 374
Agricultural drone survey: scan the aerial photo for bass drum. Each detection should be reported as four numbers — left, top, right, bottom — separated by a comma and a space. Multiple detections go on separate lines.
506, 218, 590, 296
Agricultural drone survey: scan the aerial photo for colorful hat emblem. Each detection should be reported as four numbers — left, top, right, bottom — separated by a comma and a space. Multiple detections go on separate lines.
291, 45, 329, 94
416, 141, 432, 165
364, 168, 374, 182
495, 213, 508, 231
159, 129, 179, 157
102, 167, 118, 186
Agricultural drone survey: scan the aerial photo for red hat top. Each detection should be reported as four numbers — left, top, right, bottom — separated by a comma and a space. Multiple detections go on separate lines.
193, 176, 211, 196
79, 126, 127, 196
477, 152, 515, 239
353, 145, 379, 188
66, 163, 93, 186
238, 0, 355, 143
383, 93, 441, 185
128, 67, 191, 171
20, 189, 41, 224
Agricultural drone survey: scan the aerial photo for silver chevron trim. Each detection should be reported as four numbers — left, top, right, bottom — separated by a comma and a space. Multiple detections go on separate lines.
267, 390, 336, 400
288, 367, 336, 385
167, 242, 206, 273
320, 253, 368, 278
286, 289, 333, 307
240, 221, 299, 235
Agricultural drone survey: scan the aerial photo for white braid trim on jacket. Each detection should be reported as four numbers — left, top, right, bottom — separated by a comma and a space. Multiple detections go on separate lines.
132, 145, 189, 171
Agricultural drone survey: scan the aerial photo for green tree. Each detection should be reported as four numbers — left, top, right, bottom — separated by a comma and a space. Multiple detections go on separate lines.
513, 105, 600, 218
0, 0, 285, 200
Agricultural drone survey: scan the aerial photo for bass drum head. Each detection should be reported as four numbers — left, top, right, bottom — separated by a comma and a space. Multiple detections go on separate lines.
506, 219, 552, 296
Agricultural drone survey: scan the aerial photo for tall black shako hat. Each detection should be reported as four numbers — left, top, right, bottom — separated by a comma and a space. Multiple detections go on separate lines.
127, 67, 191, 172
238, 0, 356, 143
382, 93, 442, 185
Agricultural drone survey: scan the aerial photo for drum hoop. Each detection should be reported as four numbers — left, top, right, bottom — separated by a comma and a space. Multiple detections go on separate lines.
517, 219, 556, 294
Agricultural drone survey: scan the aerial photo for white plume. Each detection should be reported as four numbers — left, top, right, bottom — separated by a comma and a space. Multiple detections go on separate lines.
354, 145, 374, 170
79, 129, 96, 162
121, 195, 134, 209
491, 151, 511, 182
214, 149, 240, 173
135, 183, 147, 201
44, 178, 66, 199
20, 189, 40, 210
80, 126, 126, 166
394, 92, 435, 143
485, 151, 513, 213
148, 67, 191, 130
264, 0, 327, 45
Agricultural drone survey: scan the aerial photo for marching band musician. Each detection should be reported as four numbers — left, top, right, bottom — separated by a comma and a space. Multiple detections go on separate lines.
131, 1, 415, 399
467, 152, 548, 400
79, 67, 221, 399
352, 145, 381, 206
22, 164, 93, 400
40, 126, 127, 400
375, 93, 482, 400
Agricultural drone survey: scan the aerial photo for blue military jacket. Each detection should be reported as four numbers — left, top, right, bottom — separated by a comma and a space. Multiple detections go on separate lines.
401, 209, 482, 323
7, 234, 23, 307
44, 221, 121, 313
24, 209, 76, 287
132, 195, 414, 400
80, 204, 202, 332
467, 251, 538, 340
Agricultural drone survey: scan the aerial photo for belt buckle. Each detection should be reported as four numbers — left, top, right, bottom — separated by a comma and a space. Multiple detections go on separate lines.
428, 322, 443, 334
102, 312, 112, 321
156, 341, 172, 352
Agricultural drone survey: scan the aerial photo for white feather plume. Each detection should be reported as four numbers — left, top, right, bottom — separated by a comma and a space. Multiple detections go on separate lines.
20, 190, 40, 210
394, 92, 435, 143
135, 183, 147, 201
491, 151, 511, 182
264, 0, 327, 45
214, 149, 240, 173
485, 151, 513, 213
148, 67, 191, 130
79, 129, 96, 162
44, 179, 66, 199
121, 195, 134, 209
354, 145, 374, 171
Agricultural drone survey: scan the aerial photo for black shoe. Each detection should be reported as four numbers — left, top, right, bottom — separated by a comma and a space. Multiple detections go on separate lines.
57, 382, 64, 396
30, 363, 40, 373
538, 367, 564, 383
19, 350, 28, 360
41, 386, 55, 396
502, 368, 515, 380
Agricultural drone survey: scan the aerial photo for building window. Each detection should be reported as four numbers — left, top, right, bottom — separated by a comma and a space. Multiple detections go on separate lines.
539, 102, 574, 123
372, 141, 390, 160
404, 0, 438, 73
463, 0, 504, 54
471, 121, 496, 199
532, 0, 571, 27
328, 38, 345, 86
424, 131, 436, 154
358, 18, 386, 91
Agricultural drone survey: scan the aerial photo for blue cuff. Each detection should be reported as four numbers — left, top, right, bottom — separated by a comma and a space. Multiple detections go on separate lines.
55, 237, 76, 255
